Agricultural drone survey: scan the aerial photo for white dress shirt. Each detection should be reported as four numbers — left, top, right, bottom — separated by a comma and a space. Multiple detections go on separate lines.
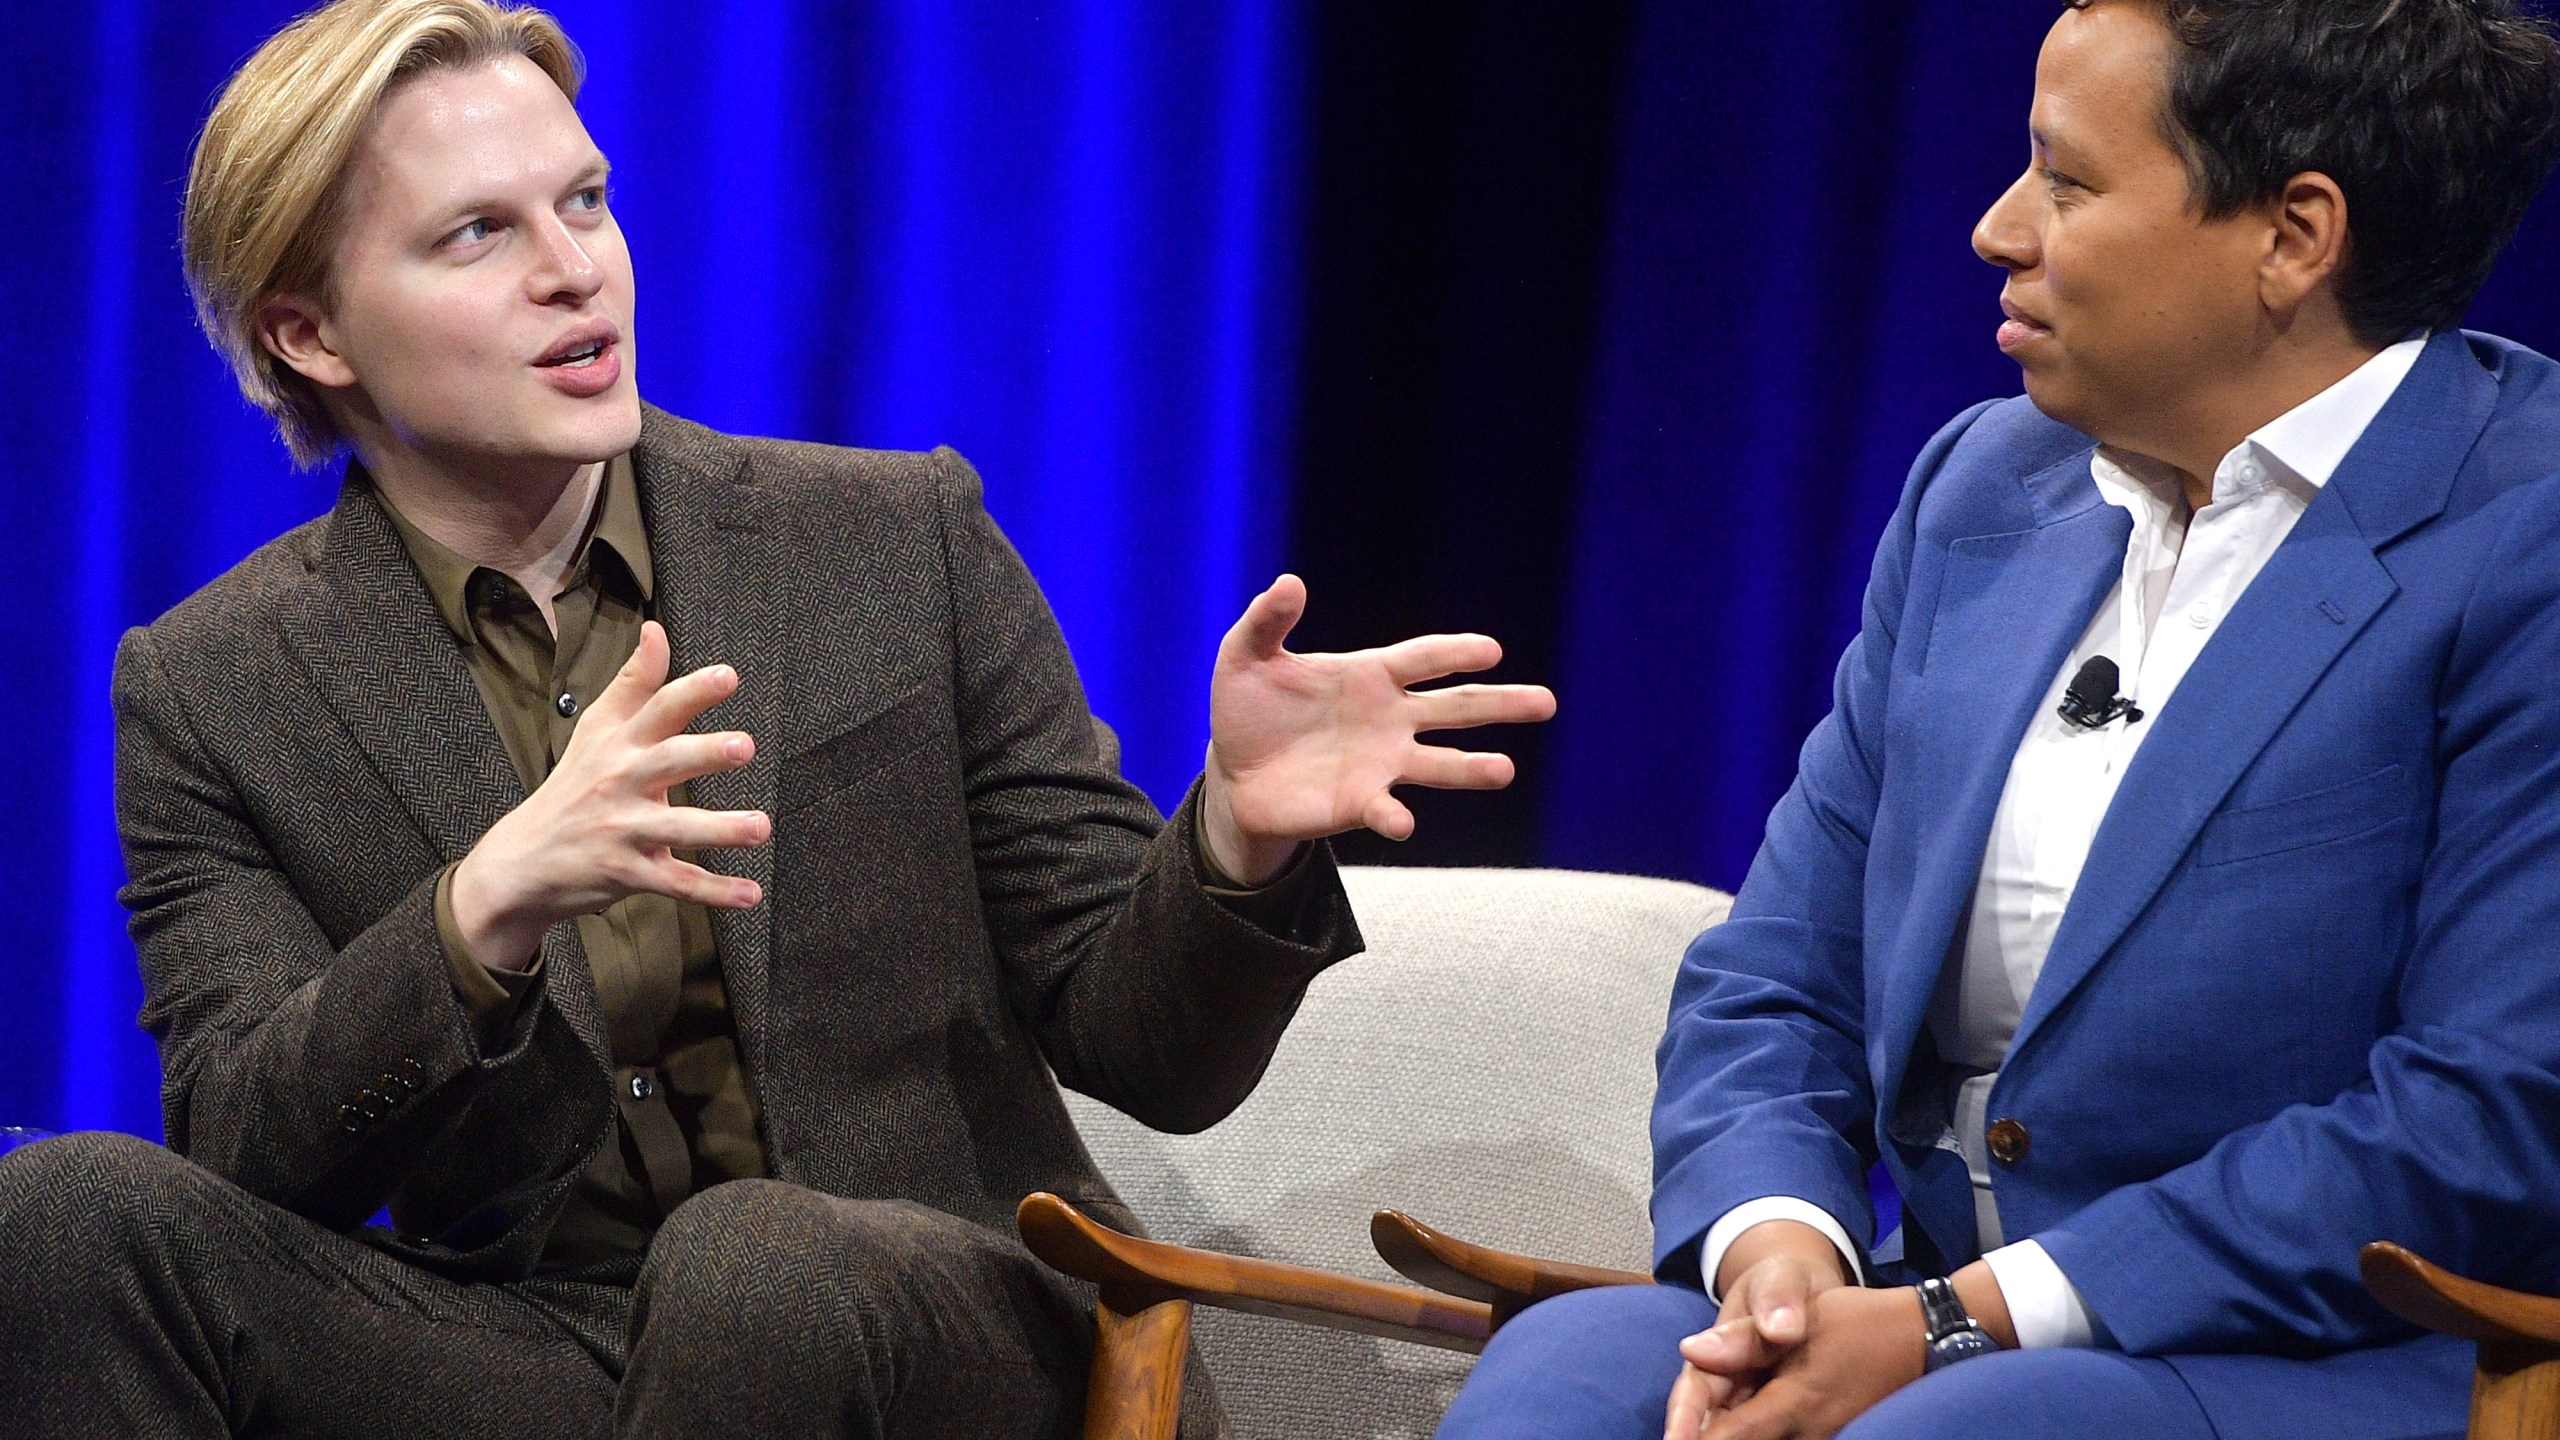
1700, 337, 2427, 1348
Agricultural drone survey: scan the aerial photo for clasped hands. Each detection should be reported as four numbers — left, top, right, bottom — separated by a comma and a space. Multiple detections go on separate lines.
450, 575, 1557, 967
1666, 1221, 2016, 1440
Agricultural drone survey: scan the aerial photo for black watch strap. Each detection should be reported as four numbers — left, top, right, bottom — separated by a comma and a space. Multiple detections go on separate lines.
1918, 1276, 2002, 1371
1917, 1276, 1972, 1342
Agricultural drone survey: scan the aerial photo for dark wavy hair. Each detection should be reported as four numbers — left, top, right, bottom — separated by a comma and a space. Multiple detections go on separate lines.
2067, 0, 2560, 345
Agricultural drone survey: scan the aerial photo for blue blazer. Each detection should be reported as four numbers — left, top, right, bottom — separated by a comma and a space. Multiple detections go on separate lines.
1653, 330, 2560, 1427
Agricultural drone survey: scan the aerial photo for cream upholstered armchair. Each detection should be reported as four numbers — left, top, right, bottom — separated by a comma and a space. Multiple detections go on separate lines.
1028, 865, 2560, 1440
1040, 864, 1730, 1439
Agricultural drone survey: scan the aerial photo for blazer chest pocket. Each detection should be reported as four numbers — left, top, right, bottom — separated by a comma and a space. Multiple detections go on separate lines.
2197, 762, 2408, 868
780, 688, 936, 814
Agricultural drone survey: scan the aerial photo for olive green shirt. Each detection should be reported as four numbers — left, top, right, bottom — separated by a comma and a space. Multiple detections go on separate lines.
385, 456, 766, 1269
380, 454, 1311, 1270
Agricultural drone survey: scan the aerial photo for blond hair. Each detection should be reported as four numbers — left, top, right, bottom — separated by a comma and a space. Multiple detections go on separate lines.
182, 0, 583, 467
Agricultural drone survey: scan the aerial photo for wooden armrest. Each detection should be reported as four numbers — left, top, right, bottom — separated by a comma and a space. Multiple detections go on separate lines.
1370, 1209, 1652, 1323
1017, 1193, 1492, 1354
2362, 1241, 2560, 1350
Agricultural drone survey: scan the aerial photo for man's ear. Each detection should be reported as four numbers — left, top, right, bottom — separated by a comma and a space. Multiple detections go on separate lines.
2260, 170, 2351, 319
255, 295, 357, 390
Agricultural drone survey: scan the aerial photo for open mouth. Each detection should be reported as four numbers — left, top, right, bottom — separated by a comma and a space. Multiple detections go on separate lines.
537, 339, 610, 369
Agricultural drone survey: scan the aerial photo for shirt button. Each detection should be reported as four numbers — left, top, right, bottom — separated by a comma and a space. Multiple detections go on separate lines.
2188, 601, 2215, 628
2235, 458, 2262, 485
628, 1073, 655, 1101
555, 692, 579, 718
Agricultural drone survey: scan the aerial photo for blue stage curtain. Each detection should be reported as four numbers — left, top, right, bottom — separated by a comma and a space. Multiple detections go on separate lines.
0, 0, 1304, 1136
14, 0, 2560, 1141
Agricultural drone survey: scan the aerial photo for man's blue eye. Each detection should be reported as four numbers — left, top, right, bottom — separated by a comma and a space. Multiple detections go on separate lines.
571, 187, 604, 211
454, 218, 494, 245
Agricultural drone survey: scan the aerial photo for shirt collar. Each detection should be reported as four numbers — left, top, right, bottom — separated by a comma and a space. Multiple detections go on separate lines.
376, 453, 653, 645
590, 452, 654, 599
2244, 333, 2428, 494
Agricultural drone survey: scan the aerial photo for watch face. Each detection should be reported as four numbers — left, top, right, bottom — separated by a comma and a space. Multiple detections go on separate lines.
1925, 1327, 2002, 1373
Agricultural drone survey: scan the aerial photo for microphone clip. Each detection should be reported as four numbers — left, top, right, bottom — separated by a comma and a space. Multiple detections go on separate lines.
2057, 655, 2144, 731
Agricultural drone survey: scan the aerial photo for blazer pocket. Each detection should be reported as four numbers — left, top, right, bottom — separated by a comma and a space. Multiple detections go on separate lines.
779, 687, 935, 813
2197, 762, 2408, 868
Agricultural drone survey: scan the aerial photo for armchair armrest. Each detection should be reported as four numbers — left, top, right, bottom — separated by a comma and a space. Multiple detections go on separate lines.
2363, 1241, 2560, 1440
2361, 1241, 2560, 1348
1017, 1193, 1494, 1354
1371, 1209, 1653, 1327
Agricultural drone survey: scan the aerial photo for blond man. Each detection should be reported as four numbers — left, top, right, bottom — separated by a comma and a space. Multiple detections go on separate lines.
0, 3, 1553, 1435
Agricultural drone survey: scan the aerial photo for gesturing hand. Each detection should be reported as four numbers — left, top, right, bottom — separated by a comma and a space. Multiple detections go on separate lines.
449, 620, 772, 969
1200, 575, 1558, 885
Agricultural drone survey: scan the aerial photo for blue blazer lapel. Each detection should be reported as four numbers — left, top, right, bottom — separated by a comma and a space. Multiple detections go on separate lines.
2009, 331, 2493, 1058
1873, 452, 2125, 1095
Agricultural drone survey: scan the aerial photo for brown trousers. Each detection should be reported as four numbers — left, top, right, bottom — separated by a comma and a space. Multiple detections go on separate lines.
0, 1132, 1203, 1439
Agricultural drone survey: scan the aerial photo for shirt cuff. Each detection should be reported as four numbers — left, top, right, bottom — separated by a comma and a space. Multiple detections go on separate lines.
1191, 805, 1316, 935
1981, 1239, 2101, 1348
434, 864, 542, 1054
1700, 1197, 1868, 1304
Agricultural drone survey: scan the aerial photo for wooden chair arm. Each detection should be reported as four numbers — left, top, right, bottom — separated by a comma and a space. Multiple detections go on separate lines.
1017, 1193, 1493, 1354
2362, 1241, 2560, 1349
1370, 1209, 1652, 1325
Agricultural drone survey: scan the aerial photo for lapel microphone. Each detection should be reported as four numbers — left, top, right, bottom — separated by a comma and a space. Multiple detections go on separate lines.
2057, 655, 2144, 730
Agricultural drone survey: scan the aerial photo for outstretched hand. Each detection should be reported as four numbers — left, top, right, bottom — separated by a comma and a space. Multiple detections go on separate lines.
1199, 574, 1557, 885
450, 621, 770, 969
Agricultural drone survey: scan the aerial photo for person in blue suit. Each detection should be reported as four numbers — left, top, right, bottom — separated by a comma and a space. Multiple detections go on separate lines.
1440, 2, 2560, 1438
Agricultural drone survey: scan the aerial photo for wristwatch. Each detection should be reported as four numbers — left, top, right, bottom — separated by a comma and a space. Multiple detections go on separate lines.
1917, 1276, 2002, 1372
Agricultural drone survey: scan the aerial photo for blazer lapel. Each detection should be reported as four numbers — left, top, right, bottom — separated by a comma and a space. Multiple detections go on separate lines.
631, 410, 785, 1082
1874, 454, 2126, 1096
279, 477, 521, 858
2008, 331, 2493, 1057
277, 476, 612, 1065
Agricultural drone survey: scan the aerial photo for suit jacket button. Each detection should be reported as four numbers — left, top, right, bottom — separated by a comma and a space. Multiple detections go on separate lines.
628, 1073, 654, 1101
1987, 1118, 2031, 1164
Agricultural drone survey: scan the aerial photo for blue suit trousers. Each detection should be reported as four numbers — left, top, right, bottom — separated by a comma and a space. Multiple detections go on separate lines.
1434, 1283, 2471, 1440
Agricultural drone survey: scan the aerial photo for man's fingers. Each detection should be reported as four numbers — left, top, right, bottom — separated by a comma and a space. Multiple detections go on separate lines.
588, 620, 673, 725
1700, 1380, 1798, 1440
643, 805, 773, 852
1665, 1363, 1715, 1439
649, 857, 763, 910
1749, 1266, 1815, 1347
1362, 791, 1416, 841
1221, 574, 1308, 662
1377, 632, 1502, 687
629, 662, 742, 745
1681, 1316, 1788, 1376
633, 732, 758, 790
1399, 745, 1517, 792
1410, 682, 1559, 734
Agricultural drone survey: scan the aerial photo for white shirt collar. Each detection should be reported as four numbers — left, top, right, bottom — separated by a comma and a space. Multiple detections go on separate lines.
2248, 333, 2428, 492
2088, 334, 2429, 509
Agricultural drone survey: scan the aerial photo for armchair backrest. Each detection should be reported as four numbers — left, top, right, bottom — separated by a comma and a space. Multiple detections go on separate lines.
1064, 865, 1732, 1439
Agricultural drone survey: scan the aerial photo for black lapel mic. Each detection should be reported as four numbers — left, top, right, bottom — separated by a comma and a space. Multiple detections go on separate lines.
2056, 655, 2144, 730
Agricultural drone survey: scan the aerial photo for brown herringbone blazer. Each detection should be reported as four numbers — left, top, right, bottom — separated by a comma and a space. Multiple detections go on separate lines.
111, 405, 1361, 1281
